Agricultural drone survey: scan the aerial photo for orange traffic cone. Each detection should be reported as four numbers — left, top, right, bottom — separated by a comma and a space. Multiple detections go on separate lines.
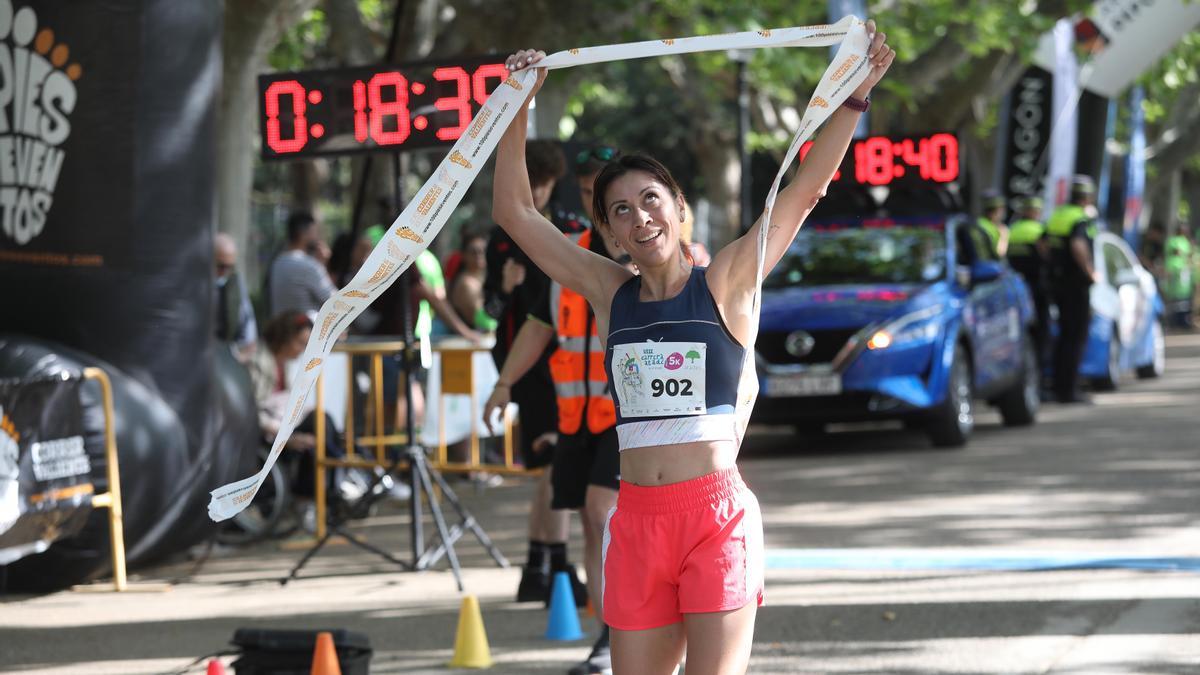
205, 659, 226, 675
448, 595, 493, 668
311, 631, 342, 675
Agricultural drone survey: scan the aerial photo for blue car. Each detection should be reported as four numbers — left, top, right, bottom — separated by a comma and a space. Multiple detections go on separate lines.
753, 215, 1040, 447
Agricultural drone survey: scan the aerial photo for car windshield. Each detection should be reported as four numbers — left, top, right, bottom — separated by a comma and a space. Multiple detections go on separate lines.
764, 220, 947, 289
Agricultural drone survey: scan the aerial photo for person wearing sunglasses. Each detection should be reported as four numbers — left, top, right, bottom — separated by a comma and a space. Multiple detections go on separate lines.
577, 145, 618, 168
495, 24, 895, 674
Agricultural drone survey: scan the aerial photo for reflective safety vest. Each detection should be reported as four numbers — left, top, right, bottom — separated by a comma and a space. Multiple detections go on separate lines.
547, 229, 616, 435
977, 217, 1001, 255
1046, 204, 1091, 242
1006, 218, 1045, 259
1046, 204, 1096, 285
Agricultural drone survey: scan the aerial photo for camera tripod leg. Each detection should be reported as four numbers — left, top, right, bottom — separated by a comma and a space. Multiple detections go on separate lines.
412, 449, 464, 591
419, 463, 509, 570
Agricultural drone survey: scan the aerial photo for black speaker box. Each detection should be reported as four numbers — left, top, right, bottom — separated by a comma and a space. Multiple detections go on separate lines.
230, 628, 372, 675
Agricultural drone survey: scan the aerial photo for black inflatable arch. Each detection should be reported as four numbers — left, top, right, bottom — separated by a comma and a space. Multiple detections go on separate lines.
0, 1, 250, 589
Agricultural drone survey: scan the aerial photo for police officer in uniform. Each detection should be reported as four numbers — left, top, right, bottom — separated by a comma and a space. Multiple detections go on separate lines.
977, 189, 1009, 258
1006, 196, 1050, 376
1047, 176, 1100, 403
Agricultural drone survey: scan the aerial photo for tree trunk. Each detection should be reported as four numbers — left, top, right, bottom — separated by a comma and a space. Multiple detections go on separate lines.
393, 0, 441, 60
288, 161, 321, 214
532, 78, 573, 140
1165, 171, 1181, 237
692, 138, 741, 249
653, 51, 742, 249
1145, 81, 1200, 203
1182, 169, 1200, 235
326, 0, 379, 64
217, 0, 318, 285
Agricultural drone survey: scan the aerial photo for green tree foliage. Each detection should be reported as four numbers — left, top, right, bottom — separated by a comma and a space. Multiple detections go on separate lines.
244, 0, 1193, 251
1137, 30, 1200, 179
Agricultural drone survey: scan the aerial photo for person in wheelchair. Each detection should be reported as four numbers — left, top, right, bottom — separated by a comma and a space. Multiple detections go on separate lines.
248, 311, 359, 531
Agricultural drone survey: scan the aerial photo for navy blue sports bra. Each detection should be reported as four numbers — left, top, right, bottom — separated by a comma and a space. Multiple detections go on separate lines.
603, 267, 754, 451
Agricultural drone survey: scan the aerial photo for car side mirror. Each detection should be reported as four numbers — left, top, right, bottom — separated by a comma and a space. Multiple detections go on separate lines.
970, 261, 1003, 284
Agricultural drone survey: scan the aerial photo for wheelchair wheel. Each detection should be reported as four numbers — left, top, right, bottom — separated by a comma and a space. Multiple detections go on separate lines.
216, 447, 293, 545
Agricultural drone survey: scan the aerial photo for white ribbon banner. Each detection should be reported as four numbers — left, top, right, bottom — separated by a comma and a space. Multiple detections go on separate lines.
209, 16, 871, 522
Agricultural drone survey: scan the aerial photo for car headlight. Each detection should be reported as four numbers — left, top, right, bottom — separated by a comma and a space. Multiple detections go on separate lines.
866, 305, 943, 350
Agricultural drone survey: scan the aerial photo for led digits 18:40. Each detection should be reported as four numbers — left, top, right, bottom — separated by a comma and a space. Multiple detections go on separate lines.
853, 133, 959, 186
798, 133, 959, 188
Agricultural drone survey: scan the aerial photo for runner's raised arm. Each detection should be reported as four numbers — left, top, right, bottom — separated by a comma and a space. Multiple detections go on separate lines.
492, 51, 631, 313
708, 20, 895, 304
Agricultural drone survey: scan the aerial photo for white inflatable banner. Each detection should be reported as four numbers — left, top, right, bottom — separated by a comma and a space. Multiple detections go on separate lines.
209, 17, 871, 521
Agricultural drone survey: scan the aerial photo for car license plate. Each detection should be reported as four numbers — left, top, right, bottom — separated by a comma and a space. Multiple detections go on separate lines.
767, 373, 842, 397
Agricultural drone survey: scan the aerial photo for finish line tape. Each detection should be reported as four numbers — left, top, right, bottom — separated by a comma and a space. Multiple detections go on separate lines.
209, 17, 871, 522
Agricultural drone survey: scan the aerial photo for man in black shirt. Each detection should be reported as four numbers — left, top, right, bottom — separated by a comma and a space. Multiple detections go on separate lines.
1047, 176, 1100, 403
483, 140, 589, 603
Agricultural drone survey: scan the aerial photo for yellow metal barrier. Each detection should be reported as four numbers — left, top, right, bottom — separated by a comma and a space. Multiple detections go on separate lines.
79, 367, 127, 592
70, 368, 169, 592
308, 339, 532, 543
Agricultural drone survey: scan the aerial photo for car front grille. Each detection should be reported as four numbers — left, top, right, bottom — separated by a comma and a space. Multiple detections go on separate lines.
756, 328, 859, 365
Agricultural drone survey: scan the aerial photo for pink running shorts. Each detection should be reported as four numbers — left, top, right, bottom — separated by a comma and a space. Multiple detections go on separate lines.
601, 467, 765, 631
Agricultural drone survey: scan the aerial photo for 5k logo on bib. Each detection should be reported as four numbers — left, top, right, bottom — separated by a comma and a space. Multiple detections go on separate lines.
0, 0, 80, 246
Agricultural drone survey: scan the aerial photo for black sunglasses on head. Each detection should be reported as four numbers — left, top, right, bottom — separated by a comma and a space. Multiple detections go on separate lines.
576, 146, 618, 166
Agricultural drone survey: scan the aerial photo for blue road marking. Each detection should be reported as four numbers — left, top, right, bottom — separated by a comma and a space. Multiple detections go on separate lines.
765, 548, 1200, 572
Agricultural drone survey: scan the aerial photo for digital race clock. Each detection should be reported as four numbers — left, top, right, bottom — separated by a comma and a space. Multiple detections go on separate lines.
257, 56, 508, 159
801, 132, 961, 187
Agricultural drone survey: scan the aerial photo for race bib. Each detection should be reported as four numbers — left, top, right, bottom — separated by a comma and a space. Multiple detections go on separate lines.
611, 342, 706, 418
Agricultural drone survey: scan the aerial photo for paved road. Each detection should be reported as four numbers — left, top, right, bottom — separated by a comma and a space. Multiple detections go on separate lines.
2, 335, 1197, 674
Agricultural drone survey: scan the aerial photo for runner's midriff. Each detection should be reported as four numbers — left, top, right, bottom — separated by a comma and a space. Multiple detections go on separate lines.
619, 439, 739, 486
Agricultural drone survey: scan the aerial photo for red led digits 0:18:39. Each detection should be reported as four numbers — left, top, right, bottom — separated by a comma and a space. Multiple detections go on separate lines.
259, 58, 508, 159
799, 133, 960, 187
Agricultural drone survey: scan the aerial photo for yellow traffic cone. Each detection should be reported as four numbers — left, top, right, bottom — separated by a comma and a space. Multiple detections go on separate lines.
310, 631, 341, 675
448, 595, 494, 668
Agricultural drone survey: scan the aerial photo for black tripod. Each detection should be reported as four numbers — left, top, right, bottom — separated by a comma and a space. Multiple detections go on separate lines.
281, 272, 509, 590
282, 155, 507, 589
280, 432, 508, 590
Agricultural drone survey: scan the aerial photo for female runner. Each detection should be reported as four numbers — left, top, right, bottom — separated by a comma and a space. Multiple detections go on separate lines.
494, 23, 894, 674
